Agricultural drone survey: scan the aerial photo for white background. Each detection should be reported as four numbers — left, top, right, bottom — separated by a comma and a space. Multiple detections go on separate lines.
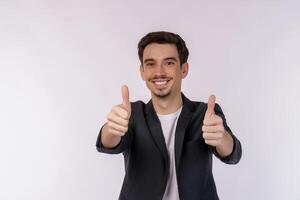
1, 1, 299, 199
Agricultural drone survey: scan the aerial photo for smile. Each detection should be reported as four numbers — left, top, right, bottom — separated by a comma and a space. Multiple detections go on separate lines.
152, 79, 171, 87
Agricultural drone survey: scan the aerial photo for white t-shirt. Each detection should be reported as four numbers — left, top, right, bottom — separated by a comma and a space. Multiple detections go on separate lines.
157, 106, 183, 200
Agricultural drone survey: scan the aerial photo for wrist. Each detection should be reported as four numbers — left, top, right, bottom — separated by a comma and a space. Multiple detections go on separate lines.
101, 123, 122, 148
216, 131, 234, 157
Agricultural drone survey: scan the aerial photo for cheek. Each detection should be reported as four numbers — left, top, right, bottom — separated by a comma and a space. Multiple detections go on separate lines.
142, 73, 151, 81
173, 72, 182, 82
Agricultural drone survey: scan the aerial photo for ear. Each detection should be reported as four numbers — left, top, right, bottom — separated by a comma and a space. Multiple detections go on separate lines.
181, 63, 189, 79
140, 65, 146, 81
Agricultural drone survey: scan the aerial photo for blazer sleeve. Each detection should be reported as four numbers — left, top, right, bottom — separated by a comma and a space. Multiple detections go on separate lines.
212, 103, 242, 164
95, 103, 134, 154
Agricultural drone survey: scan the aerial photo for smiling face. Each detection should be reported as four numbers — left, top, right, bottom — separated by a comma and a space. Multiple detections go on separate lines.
140, 43, 189, 99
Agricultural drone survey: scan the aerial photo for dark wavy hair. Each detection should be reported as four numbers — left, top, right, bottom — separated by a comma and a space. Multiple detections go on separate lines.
138, 31, 189, 67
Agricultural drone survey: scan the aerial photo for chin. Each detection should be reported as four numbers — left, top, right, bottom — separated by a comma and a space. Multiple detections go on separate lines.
152, 89, 172, 98
146, 81, 174, 98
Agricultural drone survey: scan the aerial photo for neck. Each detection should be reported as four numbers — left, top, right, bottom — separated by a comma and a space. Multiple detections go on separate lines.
151, 92, 183, 115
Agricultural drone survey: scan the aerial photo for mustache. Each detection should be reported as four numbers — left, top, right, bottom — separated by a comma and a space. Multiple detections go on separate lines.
149, 75, 171, 81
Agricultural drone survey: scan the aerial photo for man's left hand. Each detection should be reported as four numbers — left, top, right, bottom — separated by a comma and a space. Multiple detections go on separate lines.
202, 95, 225, 147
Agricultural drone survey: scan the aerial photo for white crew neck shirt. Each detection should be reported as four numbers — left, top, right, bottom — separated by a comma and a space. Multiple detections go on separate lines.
157, 106, 183, 200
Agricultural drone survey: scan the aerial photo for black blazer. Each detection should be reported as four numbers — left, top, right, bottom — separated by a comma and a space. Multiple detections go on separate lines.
96, 92, 242, 200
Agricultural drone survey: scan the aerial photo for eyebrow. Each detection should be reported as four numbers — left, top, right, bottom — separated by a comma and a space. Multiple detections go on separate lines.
143, 57, 178, 63
164, 57, 178, 62
143, 58, 155, 63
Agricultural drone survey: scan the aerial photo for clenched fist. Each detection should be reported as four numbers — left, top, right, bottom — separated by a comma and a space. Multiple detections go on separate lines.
105, 85, 132, 137
202, 95, 225, 147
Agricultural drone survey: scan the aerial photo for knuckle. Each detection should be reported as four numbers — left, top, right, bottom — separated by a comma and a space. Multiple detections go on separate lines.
107, 121, 112, 127
220, 126, 225, 132
124, 119, 129, 125
125, 110, 130, 119
111, 105, 117, 112
107, 113, 113, 121
218, 118, 223, 124
118, 130, 125, 136
112, 105, 121, 113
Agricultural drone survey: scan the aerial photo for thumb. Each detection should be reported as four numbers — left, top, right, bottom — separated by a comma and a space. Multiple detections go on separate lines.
205, 95, 216, 118
121, 85, 131, 115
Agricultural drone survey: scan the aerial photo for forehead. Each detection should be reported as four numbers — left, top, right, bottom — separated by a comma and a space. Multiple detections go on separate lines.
143, 43, 179, 61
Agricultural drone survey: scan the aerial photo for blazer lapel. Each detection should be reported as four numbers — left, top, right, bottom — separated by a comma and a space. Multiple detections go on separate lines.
145, 99, 169, 168
174, 93, 194, 171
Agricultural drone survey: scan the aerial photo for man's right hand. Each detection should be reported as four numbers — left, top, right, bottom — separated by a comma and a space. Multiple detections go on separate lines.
105, 85, 131, 137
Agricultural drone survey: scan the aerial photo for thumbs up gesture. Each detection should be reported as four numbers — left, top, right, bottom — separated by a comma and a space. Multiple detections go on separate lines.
202, 95, 225, 147
106, 85, 132, 137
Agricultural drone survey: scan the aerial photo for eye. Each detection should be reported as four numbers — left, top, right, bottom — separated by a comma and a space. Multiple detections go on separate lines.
166, 61, 175, 65
146, 63, 154, 66
144, 62, 156, 69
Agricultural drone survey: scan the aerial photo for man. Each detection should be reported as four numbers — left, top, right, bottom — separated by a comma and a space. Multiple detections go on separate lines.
96, 31, 242, 200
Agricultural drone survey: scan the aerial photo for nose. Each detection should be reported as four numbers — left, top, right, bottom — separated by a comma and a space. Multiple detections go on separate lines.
154, 63, 166, 75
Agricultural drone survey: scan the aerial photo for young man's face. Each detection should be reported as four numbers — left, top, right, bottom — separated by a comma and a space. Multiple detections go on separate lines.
140, 43, 188, 99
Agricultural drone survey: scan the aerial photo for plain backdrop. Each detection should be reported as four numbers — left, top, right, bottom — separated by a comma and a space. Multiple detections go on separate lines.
1, 0, 299, 199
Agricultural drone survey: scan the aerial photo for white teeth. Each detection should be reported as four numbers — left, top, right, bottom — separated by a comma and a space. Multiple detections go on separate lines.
155, 81, 167, 85
153, 80, 168, 85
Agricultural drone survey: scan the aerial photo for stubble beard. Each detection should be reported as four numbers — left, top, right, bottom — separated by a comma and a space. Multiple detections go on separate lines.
153, 89, 171, 98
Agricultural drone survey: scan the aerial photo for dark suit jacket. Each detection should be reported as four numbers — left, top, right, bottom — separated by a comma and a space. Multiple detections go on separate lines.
96, 92, 242, 200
